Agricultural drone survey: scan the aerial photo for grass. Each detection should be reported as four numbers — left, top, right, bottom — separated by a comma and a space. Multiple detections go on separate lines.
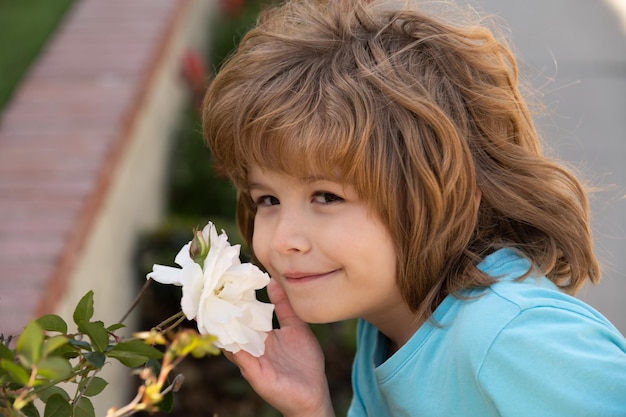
0, 0, 76, 111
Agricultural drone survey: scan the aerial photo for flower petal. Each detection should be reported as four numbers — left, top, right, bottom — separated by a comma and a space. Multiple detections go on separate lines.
174, 242, 193, 267
203, 245, 241, 288
200, 295, 243, 325
147, 265, 183, 285
153, 221, 275, 358
238, 327, 269, 357
215, 323, 269, 357
225, 264, 270, 290
242, 301, 275, 332
180, 263, 204, 320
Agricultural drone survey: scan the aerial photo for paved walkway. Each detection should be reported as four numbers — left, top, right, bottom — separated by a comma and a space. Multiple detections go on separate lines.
0, 0, 191, 336
468, 0, 626, 333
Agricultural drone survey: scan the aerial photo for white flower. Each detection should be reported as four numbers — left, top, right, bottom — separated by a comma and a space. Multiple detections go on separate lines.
147, 222, 274, 357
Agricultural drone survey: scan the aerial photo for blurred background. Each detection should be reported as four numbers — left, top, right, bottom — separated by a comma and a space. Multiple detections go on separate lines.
0, 0, 624, 416
470, 0, 626, 335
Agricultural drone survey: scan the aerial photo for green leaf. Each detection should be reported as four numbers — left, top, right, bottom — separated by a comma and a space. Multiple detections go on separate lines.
106, 323, 125, 332
107, 339, 163, 368
16, 321, 44, 367
37, 385, 71, 403
83, 351, 105, 369
73, 291, 94, 325
74, 397, 95, 417
0, 367, 8, 383
21, 401, 41, 417
77, 321, 109, 352
43, 394, 72, 417
0, 358, 31, 385
52, 343, 80, 360
80, 376, 108, 397
37, 357, 73, 381
0, 341, 13, 360
36, 315, 68, 334
42, 335, 69, 358
68, 339, 92, 351
84, 351, 105, 369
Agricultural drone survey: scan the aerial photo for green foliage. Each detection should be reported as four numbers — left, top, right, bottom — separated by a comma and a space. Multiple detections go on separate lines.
0, 291, 215, 417
0, 0, 77, 111
166, 107, 238, 221
72, 292, 95, 325
37, 315, 68, 334
79, 377, 107, 397
165, 0, 276, 224
108, 340, 162, 368
44, 395, 72, 417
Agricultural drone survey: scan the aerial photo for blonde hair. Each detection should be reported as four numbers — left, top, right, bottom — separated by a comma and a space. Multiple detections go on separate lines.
203, 0, 600, 318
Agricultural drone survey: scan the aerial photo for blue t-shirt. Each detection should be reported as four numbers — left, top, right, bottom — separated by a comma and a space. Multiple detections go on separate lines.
348, 248, 626, 416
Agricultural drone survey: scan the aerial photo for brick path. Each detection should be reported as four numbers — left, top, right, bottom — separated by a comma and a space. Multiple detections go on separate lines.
0, 0, 191, 337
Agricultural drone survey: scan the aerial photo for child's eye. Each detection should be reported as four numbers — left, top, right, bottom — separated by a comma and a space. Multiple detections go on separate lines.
255, 195, 279, 207
313, 192, 344, 204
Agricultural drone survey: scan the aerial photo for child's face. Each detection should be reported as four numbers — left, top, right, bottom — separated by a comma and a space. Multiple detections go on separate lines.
248, 165, 406, 326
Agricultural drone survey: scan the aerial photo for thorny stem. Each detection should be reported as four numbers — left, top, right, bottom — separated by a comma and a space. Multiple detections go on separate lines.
72, 371, 99, 412
119, 280, 152, 324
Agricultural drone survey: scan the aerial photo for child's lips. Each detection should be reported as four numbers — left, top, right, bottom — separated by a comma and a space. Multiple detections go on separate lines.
283, 270, 337, 283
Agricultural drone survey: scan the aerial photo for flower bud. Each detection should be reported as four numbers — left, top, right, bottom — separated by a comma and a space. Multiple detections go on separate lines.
172, 374, 185, 392
189, 228, 209, 266
134, 330, 167, 345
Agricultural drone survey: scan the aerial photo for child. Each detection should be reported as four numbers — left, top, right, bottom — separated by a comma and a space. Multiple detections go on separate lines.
202, 0, 626, 415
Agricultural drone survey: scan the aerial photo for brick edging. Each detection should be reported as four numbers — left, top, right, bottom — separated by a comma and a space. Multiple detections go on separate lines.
0, 0, 193, 336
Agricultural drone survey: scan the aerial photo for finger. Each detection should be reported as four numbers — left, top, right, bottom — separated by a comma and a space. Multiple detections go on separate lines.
230, 349, 264, 385
224, 348, 257, 370
222, 349, 235, 363
268, 278, 306, 328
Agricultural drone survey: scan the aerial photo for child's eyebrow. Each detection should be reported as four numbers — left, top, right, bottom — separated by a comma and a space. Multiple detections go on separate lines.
246, 181, 267, 190
300, 175, 334, 183
246, 175, 341, 189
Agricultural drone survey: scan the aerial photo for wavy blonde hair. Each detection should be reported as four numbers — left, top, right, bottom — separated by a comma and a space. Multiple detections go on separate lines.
203, 0, 600, 319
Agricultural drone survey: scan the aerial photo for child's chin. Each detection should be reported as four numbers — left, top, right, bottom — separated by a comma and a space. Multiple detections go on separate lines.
294, 307, 336, 324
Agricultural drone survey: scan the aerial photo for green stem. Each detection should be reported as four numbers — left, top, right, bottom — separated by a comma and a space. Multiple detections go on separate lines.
13, 366, 38, 410
154, 311, 185, 332
162, 315, 186, 334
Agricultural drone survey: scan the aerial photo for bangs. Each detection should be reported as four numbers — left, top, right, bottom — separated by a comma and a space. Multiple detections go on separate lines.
239, 82, 375, 186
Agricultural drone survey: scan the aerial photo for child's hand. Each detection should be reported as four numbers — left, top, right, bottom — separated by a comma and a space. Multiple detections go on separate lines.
225, 278, 335, 417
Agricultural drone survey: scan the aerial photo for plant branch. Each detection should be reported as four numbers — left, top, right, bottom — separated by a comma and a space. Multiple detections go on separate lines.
119, 280, 152, 324
105, 386, 146, 417
154, 311, 185, 332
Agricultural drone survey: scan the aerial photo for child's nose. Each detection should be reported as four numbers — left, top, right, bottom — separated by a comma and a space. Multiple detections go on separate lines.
271, 211, 312, 255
